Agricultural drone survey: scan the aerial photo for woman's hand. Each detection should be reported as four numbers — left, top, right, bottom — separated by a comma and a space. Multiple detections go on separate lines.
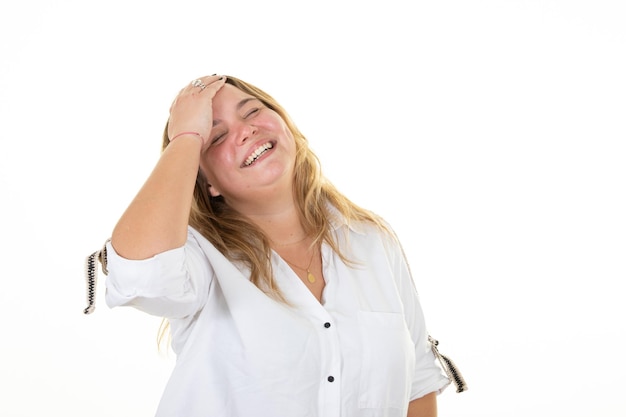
167, 75, 227, 147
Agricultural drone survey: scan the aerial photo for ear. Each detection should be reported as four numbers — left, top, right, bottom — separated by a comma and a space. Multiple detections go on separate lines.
208, 183, 221, 197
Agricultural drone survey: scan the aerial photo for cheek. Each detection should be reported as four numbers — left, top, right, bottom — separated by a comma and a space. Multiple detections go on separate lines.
284, 129, 297, 153
199, 157, 218, 185
201, 149, 237, 187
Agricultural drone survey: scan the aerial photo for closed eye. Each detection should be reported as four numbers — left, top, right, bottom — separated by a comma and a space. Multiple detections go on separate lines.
244, 107, 260, 118
210, 132, 227, 145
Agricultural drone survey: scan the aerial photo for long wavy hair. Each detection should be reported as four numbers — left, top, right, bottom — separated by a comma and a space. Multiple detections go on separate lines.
162, 75, 388, 296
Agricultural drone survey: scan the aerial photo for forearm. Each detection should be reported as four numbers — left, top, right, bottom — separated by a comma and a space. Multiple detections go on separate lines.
407, 392, 437, 417
111, 136, 201, 259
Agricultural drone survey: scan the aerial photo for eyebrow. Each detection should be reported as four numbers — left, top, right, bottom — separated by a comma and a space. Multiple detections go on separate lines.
237, 97, 258, 110
212, 97, 259, 127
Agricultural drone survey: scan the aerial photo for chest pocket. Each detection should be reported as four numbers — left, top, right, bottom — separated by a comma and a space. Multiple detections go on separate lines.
357, 311, 415, 410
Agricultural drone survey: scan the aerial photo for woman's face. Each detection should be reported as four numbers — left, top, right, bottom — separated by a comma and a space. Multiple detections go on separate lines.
199, 83, 297, 207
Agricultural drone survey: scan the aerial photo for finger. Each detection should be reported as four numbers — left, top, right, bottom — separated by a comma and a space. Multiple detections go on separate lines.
198, 76, 226, 96
169, 76, 224, 112
187, 74, 223, 92
190, 75, 226, 95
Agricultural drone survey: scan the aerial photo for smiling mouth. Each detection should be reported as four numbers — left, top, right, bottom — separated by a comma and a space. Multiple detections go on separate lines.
243, 142, 274, 167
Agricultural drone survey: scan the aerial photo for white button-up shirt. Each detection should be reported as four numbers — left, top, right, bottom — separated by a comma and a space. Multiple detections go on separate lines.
105, 216, 449, 417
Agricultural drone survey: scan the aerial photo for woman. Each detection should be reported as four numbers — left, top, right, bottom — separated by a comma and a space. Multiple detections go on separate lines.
85, 75, 462, 416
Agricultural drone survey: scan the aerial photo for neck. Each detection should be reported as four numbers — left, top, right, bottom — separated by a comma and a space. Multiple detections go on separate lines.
251, 206, 307, 246
227, 192, 305, 246
220, 178, 309, 245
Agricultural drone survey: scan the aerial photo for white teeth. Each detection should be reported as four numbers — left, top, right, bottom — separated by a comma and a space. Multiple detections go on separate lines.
244, 142, 273, 166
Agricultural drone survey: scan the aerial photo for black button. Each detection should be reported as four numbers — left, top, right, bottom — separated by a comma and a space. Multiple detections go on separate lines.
327, 376, 335, 382
324, 322, 331, 328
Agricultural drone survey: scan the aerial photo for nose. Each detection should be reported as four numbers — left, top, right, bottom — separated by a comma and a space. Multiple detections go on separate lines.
235, 122, 257, 145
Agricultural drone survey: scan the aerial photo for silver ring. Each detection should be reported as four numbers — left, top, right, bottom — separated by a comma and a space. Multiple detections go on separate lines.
191, 79, 206, 90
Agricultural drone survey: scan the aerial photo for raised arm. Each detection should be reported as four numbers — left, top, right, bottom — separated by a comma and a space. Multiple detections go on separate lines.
111, 75, 226, 259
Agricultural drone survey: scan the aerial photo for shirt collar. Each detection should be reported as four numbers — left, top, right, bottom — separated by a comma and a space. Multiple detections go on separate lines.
326, 203, 369, 236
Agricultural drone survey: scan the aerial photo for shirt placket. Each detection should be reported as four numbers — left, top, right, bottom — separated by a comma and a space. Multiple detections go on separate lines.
308, 308, 341, 417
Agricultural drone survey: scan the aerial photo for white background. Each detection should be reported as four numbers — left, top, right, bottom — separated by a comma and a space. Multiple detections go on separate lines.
1, 1, 624, 416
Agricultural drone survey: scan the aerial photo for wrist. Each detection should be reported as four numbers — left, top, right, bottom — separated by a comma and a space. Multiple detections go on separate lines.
169, 131, 206, 146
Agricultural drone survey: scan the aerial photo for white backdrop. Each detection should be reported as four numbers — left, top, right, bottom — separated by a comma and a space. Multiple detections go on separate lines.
0, 1, 624, 416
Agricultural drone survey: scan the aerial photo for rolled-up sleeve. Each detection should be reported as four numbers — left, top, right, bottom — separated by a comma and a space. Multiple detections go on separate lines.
383, 232, 451, 400
105, 229, 212, 319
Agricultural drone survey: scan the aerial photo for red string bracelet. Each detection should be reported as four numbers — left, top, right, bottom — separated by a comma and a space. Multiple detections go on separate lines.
169, 131, 205, 145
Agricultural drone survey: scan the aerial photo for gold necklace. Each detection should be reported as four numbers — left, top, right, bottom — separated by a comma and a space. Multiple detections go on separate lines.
281, 248, 316, 284
271, 234, 309, 247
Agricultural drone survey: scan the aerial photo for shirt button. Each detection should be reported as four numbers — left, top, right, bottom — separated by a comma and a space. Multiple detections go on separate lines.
327, 376, 335, 382
324, 322, 331, 328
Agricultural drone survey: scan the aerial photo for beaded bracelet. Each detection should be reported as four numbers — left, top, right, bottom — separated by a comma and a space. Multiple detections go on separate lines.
169, 131, 205, 144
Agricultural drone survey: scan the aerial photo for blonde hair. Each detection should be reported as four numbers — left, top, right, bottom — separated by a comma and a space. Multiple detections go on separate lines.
158, 76, 389, 346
